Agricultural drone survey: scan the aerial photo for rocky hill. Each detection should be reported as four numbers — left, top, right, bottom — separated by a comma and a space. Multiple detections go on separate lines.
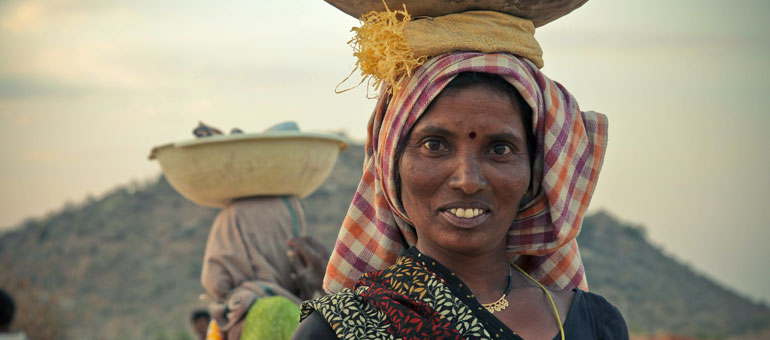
579, 212, 770, 337
1, 143, 768, 339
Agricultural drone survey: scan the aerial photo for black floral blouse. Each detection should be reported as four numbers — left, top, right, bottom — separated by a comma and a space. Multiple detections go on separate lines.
298, 248, 628, 340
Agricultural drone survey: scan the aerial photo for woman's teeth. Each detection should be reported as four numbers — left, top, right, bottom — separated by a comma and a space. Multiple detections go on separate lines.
448, 208, 484, 218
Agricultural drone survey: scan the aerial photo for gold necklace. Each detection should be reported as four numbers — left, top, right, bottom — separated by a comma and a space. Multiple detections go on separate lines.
482, 265, 513, 313
480, 263, 565, 340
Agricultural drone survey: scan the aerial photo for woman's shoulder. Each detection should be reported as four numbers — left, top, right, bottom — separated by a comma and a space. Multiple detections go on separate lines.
574, 290, 624, 319
293, 288, 363, 340
291, 310, 337, 340
565, 289, 629, 339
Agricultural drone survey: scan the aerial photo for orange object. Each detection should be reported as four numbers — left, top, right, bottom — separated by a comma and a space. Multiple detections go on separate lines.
206, 319, 223, 340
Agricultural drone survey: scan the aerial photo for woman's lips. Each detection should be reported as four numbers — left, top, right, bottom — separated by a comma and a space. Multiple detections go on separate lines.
440, 208, 490, 229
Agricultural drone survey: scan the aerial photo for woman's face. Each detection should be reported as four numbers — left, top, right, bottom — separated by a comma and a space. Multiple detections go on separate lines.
398, 83, 531, 258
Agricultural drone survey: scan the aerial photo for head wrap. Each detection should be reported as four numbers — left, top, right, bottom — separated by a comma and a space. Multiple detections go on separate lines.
346, 9, 543, 95
323, 51, 608, 293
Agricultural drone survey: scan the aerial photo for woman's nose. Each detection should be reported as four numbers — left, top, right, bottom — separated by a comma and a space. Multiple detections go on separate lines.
448, 153, 487, 194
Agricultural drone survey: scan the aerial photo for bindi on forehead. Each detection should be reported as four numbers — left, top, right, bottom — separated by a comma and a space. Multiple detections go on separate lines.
469, 131, 476, 139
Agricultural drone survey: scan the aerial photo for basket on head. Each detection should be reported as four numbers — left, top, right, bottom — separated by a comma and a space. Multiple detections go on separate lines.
324, 0, 588, 27
149, 131, 348, 207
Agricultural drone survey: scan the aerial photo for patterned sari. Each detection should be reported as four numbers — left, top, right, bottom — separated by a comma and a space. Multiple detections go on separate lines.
303, 248, 524, 340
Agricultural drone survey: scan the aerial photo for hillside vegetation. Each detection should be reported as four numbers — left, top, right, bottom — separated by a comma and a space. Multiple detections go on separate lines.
1, 143, 768, 339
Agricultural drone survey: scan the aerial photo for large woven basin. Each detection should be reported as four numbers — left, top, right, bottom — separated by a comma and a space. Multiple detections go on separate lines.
149, 132, 348, 207
325, 0, 588, 27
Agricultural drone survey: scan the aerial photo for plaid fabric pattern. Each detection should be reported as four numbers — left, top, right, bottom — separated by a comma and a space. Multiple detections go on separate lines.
324, 52, 608, 293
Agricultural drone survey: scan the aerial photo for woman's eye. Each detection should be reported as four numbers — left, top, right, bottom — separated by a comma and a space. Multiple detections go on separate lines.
490, 143, 513, 155
422, 139, 445, 151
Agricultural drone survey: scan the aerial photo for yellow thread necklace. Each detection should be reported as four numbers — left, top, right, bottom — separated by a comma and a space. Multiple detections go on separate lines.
510, 262, 566, 340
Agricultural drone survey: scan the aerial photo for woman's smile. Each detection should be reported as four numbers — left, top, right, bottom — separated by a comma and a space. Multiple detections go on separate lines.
440, 207, 490, 228
437, 202, 491, 228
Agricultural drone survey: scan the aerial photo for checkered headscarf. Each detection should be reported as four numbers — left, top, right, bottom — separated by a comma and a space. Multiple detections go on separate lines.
324, 52, 608, 293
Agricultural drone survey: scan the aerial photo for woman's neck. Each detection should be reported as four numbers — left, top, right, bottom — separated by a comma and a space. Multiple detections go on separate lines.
415, 243, 511, 303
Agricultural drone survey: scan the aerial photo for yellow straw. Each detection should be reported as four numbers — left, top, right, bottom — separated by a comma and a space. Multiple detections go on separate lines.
336, 1, 426, 97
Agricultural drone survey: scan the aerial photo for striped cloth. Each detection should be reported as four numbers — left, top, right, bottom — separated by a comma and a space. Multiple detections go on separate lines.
323, 52, 608, 293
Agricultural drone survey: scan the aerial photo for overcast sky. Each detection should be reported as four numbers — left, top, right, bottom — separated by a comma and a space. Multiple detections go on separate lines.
1, 0, 768, 304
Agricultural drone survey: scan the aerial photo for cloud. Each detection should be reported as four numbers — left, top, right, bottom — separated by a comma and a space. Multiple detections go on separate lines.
0, 1, 45, 32
0, 76, 96, 98
0, 0, 133, 33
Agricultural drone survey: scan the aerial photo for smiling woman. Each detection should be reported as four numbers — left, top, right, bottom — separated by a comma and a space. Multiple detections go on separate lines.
290, 2, 627, 339
292, 56, 628, 339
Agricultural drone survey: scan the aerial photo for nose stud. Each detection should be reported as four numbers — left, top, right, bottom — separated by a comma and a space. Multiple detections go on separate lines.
469, 131, 476, 139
